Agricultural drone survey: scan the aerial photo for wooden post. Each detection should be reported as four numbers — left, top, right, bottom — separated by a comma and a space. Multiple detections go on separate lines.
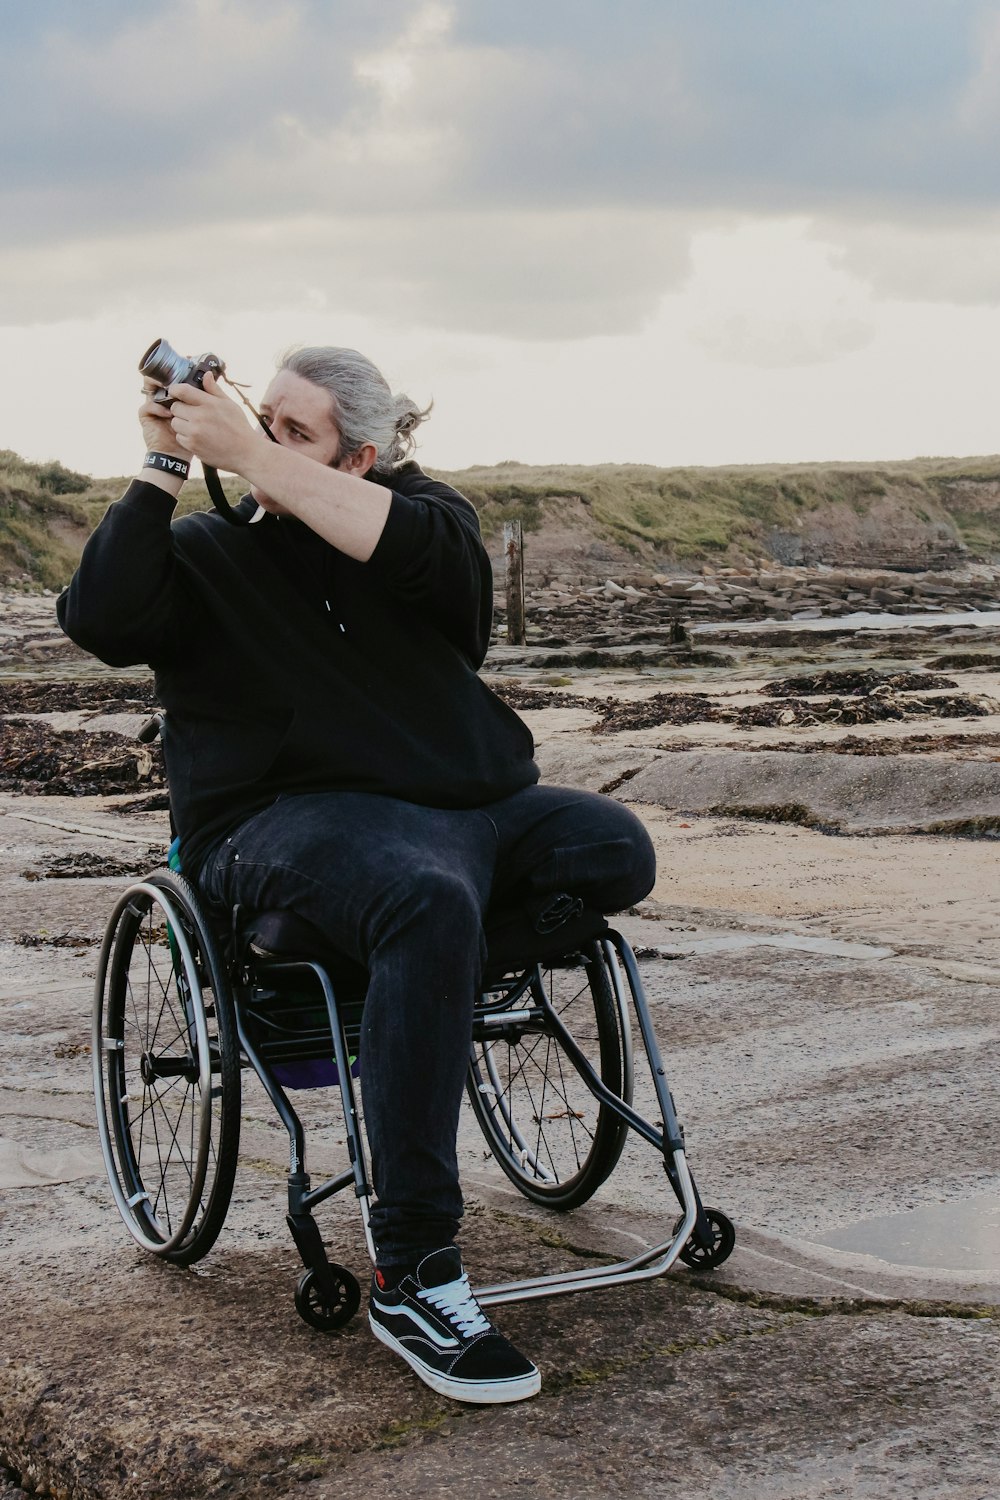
503, 520, 526, 645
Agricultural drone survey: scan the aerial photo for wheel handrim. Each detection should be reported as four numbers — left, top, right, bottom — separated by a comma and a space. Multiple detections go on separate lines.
94, 883, 217, 1254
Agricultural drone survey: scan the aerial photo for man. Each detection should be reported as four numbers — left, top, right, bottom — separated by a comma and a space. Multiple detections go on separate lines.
59, 345, 655, 1405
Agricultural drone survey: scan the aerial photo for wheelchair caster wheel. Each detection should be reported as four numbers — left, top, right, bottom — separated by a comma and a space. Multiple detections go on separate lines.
295, 1265, 361, 1331
674, 1207, 736, 1271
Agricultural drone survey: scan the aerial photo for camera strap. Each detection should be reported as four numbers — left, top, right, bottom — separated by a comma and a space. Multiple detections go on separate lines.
202, 464, 252, 526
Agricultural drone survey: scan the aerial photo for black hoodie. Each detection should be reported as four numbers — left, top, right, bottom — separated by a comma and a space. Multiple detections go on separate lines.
57, 464, 538, 876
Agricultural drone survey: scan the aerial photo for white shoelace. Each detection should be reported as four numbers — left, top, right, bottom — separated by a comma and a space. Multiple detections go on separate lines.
418, 1274, 491, 1338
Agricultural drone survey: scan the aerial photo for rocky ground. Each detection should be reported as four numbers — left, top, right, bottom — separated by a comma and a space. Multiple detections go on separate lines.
1, 581, 999, 1498
507, 558, 1000, 627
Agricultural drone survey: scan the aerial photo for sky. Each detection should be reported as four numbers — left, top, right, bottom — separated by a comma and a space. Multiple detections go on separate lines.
5, 0, 1000, 477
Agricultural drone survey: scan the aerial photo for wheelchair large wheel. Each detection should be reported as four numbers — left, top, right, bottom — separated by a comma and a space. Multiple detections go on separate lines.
468, 941, 632, 1210
93, 870, 241, 1265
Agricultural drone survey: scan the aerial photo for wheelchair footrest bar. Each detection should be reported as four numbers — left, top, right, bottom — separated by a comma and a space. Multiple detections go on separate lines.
476, 1148, 698, 1309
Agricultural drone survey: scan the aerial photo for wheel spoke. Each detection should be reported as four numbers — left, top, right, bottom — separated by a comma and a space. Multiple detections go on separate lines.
150, 1079, 197, 1232
496, 1037, 597, 1150
552, 1039, 585, 1172
141, 927, 189, 1056
494, 1042, 555, 1181
531, 1037, 553, 1179
470, 947, 629, 1208
124, 940, 186, 1060
128, 1072, 185, 1130
146, 1081, 170, 1232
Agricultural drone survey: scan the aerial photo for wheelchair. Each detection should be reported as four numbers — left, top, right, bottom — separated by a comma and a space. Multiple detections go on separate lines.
92, 723, 734, 1331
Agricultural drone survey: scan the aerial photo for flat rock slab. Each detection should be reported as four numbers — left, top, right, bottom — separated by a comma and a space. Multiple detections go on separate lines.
0, 1136, 101, 1189
2, 928, 998, 1498
2, 758, 999, 1496
296, 1311, 1000, 1500
538, 744, 1000, 833
6, 1217, 997, 1500
0, 1226, 773, 1500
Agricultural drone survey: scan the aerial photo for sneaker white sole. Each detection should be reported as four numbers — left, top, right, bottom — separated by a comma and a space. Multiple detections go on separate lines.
369, 1313, 541, 1404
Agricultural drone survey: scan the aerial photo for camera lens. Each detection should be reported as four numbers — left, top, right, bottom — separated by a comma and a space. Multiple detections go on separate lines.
139, 338, 195, 388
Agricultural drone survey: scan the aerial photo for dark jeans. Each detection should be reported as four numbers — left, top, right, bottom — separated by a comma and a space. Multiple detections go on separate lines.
200, 783, 655, 1265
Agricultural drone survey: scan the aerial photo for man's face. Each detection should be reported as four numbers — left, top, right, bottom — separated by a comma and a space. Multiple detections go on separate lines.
252, 369, 361, 512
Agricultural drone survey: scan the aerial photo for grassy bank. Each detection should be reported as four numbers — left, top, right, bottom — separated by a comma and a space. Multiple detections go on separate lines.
0, 451, 244, 589
437, 456, 1000, 559
3, 448, 999, 589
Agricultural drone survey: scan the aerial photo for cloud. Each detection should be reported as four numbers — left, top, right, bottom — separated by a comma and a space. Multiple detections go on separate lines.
352, 0, 1000, 213
4, 0, 1000, 344
957, 4, 1000, 130
6, 0, 1000, 236
0, 0, 411, 232
680, 219, 877, 366
822, 213, 1000, 307
0, 207, 694, 339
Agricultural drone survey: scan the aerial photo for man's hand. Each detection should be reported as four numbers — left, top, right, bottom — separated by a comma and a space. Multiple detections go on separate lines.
139, 382, 188, 458
167, 372, 261, 475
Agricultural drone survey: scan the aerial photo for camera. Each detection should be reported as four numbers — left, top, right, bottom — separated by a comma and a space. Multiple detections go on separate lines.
139, 338, 225, 405
137, 337, 260, 528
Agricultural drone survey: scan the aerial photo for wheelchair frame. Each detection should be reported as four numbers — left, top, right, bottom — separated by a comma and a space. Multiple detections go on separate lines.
93, 868, 734, 1331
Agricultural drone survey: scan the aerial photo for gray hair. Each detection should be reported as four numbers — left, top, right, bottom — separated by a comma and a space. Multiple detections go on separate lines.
278, 346, 430, 475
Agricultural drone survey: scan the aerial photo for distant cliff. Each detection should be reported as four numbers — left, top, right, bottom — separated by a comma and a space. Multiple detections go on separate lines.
3, 449, 999, 590
442, 457, 1000, 580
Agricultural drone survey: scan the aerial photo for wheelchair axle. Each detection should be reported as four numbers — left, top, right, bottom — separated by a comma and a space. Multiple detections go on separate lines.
139, 1049, 197, 1084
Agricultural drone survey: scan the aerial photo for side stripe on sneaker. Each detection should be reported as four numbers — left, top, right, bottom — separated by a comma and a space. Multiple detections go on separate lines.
371, 1298, 461, 1349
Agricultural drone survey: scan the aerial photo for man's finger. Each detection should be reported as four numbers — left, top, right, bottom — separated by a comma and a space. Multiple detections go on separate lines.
139, 392, 172, 416
166, 381, 209, 405
170, 418, 193, 451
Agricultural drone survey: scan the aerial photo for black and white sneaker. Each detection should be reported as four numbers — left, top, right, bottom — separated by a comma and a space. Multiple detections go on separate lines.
368, 1247, 541, 1405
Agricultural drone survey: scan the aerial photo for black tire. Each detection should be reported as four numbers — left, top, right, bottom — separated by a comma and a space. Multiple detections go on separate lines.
93, 871, 241, 1265
467, 941, 632, 1209
676, 1208, 736, 1271
295, 1266, 361, 1331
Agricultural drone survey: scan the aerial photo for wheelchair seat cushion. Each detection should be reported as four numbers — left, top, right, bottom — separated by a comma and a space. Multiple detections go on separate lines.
244, 901, 610, 988
245, 910, 369, 995
481, 903, 609, 982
